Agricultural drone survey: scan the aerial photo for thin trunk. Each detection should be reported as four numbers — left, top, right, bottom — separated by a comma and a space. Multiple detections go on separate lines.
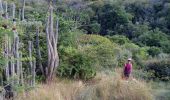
28, 41, 33, 86
11, 56, 15, 86
4, 1, 8, 19
36, 27, 44, 76
0, 0, 3, 15
19, 9, 21, 20
8, 37, 15, 86
15, 36, 20, 84
5, 35, 9, 81
32, 60, 36, 87
20, 52, 24, 86
12, 3, 15, 19
22, 0, 25, 20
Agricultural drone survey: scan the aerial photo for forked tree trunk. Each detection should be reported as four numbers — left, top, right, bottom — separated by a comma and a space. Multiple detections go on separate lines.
45, 5, 59, 83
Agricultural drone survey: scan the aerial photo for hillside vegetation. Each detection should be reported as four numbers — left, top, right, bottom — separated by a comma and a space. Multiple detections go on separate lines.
0, 0, 170, 100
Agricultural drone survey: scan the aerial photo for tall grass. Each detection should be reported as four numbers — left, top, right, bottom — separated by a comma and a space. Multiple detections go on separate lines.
17, 79, 84, 100
17, 70, 153, 100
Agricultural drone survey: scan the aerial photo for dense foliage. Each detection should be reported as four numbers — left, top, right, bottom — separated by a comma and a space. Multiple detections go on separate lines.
1, 0, 170, 81
145, 60, 170, 81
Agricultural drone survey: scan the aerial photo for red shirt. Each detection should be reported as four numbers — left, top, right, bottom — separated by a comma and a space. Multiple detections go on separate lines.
124, 63, 132, 73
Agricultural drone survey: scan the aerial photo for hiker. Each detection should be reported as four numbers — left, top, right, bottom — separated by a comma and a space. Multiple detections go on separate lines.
123, 58, 133, 80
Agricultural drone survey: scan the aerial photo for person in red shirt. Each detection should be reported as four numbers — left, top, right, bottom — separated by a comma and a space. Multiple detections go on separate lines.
123, 58, 133, 80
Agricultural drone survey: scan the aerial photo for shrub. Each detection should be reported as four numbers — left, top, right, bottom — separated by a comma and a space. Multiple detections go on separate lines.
160, 40, 170, 53
58, 46, 96, 80
122, 43, 149, 68
148, 46, 161, 57
77, 34, 119, 70
145, 59, 170, 81
107, 35, 131, 45
133, 70, 154, 80
116, 49, 132, 68
137, 28, 170, 53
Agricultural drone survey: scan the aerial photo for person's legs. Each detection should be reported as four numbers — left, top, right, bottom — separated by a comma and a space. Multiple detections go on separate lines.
124, 72, 130, 80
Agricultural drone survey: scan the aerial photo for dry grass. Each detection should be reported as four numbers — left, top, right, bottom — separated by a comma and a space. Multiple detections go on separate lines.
17, 69, 153, 100
17, 79, 85, 100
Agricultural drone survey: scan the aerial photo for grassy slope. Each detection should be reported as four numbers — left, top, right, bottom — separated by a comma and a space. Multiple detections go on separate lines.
17, 69, 153, 100
151, 81, 170, 100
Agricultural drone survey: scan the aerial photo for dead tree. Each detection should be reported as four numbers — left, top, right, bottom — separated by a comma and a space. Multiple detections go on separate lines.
45, 5, 59, 83
15, 36, 20, 84
21, 0, 25, 20
4, 1, 8, 19
28, 41, 33, 86
19, 9, 21, 20
11, 49, 15, 85
12, 3, 15, 19
9, 29, 19, 85
28, 41, 36, 87
32, 60, 36, 87
4, 35, 9, 82
19, 52, 24, 85
0, 0, 3, 16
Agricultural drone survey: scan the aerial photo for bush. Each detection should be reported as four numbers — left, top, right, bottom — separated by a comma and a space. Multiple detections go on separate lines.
77, 34, 119, 70
58, 46, 96, 80
148, 46, 161, 57
133, 70, 154, 80
107, 35, 130, 45
122, 43, 149, 68
145, 59, 170, 81
137, 29, 170, 53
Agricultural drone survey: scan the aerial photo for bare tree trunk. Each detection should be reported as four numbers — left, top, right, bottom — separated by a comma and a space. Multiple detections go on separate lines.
15, 36, 20, 84
45, 5, 59, 83
32, 60, 36, 87
36, 27, 45, 77
19, 9, 21, 20
4, 1, 8, 19
10, 30, 19, 85
22, 0, 25, 20
20, 52, 24, 86
5, 35, 9, 81
0, 0, 3, 16
28, 41, 33, 86
12, 3, 15, 19
11, 56, 15, 85
8, 36, 15, 85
